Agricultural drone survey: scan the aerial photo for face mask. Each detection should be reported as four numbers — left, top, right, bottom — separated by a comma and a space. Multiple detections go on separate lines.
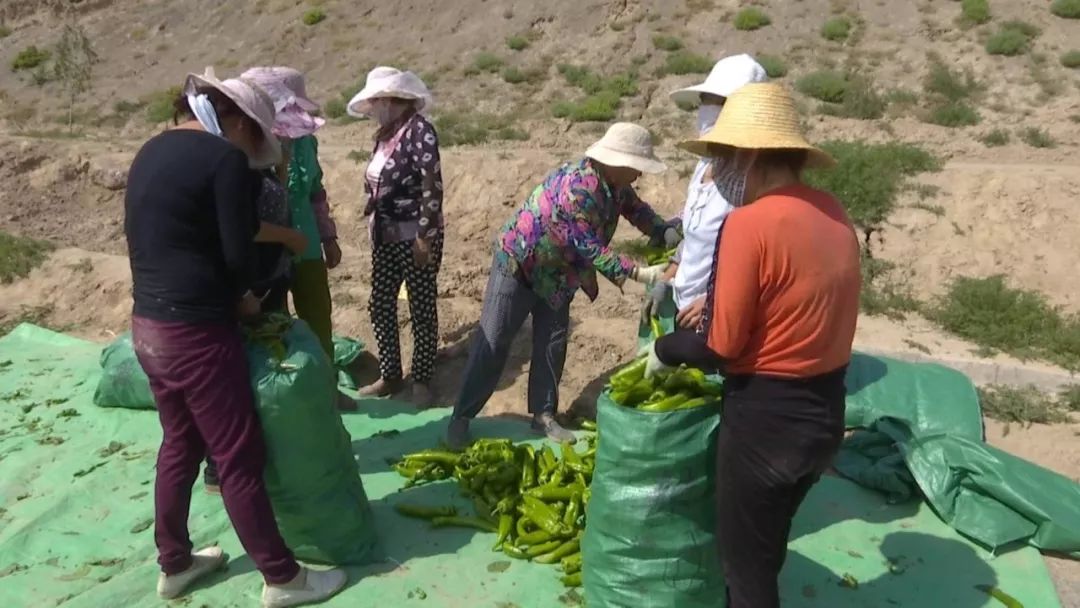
712, 155, 749, 207
697, 104, 723, 135
370, 100, 398, 126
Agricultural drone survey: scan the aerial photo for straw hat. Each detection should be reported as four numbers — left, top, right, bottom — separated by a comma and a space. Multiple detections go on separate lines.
678, 82, 835, 168
669, 53, 768, 106
585, 122, 666, 174
346, 67, 433, 117
241, 66, 320, 112
184, 67, 282, 168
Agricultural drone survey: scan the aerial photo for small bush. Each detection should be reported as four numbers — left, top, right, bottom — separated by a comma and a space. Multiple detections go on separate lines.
0, 25, 11, 38
501, 66, 543, 85
506, 35, 529, 51
1061, 50, 1080, 68
819, 76, 885, 119
552, 91, 621, 122
978, 385, 1071, 425
144, 86, 181, 124
0, 231, 53, 284
796, 70, 849, 103
860, 254, 920, 318
472, 52, 504, 73
756, 54, 788, 78
733, 8, 771, 31
979, 129, 1010, 146
302, 8, 326, 26
924, 59, 981, 102
986, 20, 1039, 56
960, 0, 991, 25
661, 50, 713, 75
928, 101, 981, 127
323, 98, 346, 119
1020, 127, 1056, 148
558, 64, 638, 97
434, 111, 530, 146
1050, 0, 1080, 18
346, 149, 371, 164
821, 16, 853, 42
886, 89, 919, 106
652, 34, 683, 51
12, 46, 50, 71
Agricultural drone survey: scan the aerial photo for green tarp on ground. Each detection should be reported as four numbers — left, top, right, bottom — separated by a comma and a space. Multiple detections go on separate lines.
0, 325, 1067, 607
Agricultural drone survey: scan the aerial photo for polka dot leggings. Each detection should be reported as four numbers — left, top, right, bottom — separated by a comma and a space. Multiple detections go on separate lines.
369, 235, 443, 384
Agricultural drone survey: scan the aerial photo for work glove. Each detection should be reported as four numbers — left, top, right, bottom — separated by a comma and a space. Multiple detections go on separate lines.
637, 340, 674, 380
641, 280, 672, 324
629, 263, 668, 285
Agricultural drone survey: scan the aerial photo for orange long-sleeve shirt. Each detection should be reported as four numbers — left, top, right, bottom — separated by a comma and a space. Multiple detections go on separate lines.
706, 184, 861, 378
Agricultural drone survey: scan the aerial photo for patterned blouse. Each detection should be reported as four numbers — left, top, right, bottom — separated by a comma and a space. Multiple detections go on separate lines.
496, 158, 668, 310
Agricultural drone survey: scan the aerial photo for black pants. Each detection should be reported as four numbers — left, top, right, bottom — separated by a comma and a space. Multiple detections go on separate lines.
369, 235, 443, 384
716, 368, 847, 608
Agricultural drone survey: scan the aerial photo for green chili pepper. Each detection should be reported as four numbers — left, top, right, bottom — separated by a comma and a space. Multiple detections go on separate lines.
579, 420, 597, 431
523, 496, 568, 536
517, 528, 553, 546
492, 514, 514, 551
637, 392, 692, 413
520, 445, 537, 489
562, 494, 581, 528
561, 572, 582, 588
561, 553, 582, 574
975, 585, 1024, 608
430, 516, 498, 533
394, 504, 457, 520
534, 536, 581, 564
609, 358, 647, 387
503, 544, 529, 560
675, 396, 711, 410
516, 515, 536, 537
526, 484, 582, 502
650, 316, 664, 340
525, 539, 564, 558
401, 450, 462, 467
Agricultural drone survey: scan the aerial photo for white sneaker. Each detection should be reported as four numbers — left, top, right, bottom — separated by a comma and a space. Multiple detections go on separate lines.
156, 546, 228, 599
262, 567, 348, 608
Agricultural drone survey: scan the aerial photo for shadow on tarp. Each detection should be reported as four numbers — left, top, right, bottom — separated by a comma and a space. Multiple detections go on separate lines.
845, 352, 889, 398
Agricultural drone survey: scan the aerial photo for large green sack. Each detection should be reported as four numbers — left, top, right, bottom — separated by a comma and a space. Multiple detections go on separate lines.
332, 335, 364, 390
92, 333, 155, 410
582, 391, 725, 608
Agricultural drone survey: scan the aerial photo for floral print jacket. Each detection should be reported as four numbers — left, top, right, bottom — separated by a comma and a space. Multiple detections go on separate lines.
363, 113, 443, 246
496, 158, 668, 310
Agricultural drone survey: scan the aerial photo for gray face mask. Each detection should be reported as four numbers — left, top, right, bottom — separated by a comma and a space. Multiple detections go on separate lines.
711, 156, 749, 207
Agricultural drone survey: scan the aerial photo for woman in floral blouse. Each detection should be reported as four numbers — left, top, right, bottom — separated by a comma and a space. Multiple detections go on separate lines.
447, 123, 680, 448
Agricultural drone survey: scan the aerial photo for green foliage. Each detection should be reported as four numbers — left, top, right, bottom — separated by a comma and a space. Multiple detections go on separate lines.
0, 231, 53, 284
985, 21, 1039, 56
302, 8, 326, 26
929, 275, 1080, 370
1050, 0, 1080, 18
959, 0, 991, 25
661, 50, 713, 75
978, 385, 1071, 425
818, 76, 885, 119
928, 102, 981, 127
756, 54, 788, 78
144, 86, 181, 124
552, 91, 621, 122
733, 8, 771, 31
501, 66, 543, 85
553, 64, 637, 122
323, 98, 346, 119
12, 46, 50, 71
796, 70, 849, 103
821, 16, 853, 42
652, 34, 683, 51
433, 111, 529, 146
1061, 50, 1080, 68
0, 25, 11, 38
1019, 127, 1056, 148
346, 149, 371, 164
922, 57, 982, 127
506, 35, 530, 51
979, 129, 1010, 146
803, 141, 941, 231
472, 52, 504, 74
859, 254, 920, 318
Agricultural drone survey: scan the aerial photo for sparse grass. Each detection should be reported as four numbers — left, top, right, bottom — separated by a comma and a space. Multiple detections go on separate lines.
558, 64, 638, 97
796, 70, 849, 103
472, 52, 504, 74
979, 129, 1010, 146
1019, 127, 1056, 148
859, 254, 920, 319
660, 50, 713, 75
928, 102, 981, 127
0, 231, 53, 284
652, 34, 683, 51
885, 88, 919, 107
144, 86, 180, 124
821, 16, 853, 42
501, 66, 542, 85
818, 76, 886, 119
433, 111, 529, 146
929, 275, 1080, 370
506, 35, 530, 51
733, 8, 771, 31
0, 305, 56, 337
922, 57, 982, 127
756, 54, 788, 78
346, 149, 371, 163
323, 98, 346, 120
113, 100, 145, 115
1050, 0, 1080, 19
1061, 50, 1080, 68
302, 8, 326, 26
0, 25, 11, 38
910, 201, 945, 216
959, 0, 991, 26
985, 20, 1039, 56
978, 385, 1072, 425
552, 92, 621, 122
12, 46, 50, 71
804, 140, 941, 232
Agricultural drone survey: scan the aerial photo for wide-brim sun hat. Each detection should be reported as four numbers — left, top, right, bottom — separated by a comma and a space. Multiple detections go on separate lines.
184, 67, 282, 169
678, 82, 835, 169
585, 122, 666, 174
346, 67, 433, 118
240, 66, 320, 112
669, 53, 768, 106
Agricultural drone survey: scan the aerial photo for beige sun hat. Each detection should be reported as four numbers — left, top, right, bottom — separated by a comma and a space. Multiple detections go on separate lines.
346, 66, 433, 117
585, 122, 666, 174
678, 82, 835, 169
183, 67, 282, 169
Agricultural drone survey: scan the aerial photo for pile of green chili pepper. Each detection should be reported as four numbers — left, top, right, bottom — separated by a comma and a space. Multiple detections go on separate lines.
393, 436, 598, 588
242, 313, 293, 361
607, 357, 722, 412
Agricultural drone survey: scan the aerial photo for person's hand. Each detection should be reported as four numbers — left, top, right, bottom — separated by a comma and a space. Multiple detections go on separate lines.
639, 340, 674, 380
237, 291, 261, 318
641, 281, 672, 324
676, 296, 706, 330
630, 263, 668, 285
412, 237, 432, 268
323, 239, 343, 269
662, 226, 683, 249
285, 229, 309, 255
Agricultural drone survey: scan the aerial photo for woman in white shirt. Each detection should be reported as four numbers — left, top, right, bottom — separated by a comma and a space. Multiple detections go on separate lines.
643, 54, 768, 332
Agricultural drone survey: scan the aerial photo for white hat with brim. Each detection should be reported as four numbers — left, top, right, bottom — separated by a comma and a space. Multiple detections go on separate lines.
585, 122, 666, 175
678, 82, 835, 169
184, 67, 282, 169
669, 53, 768, 107
346, 67, 433, 118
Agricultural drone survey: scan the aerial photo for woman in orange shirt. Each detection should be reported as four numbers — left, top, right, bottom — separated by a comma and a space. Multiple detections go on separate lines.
647, 83, 861, 608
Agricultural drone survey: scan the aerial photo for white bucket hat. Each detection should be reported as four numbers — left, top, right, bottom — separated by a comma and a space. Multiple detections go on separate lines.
585, 122, 666, 174
183, 67, 282, 168
669, 53, 768, 106
346, 67, 433, 118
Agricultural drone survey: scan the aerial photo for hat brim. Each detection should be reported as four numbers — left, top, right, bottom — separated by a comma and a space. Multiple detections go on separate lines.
678, 136, 835, 169
185, 72, 282, 168
669, 82, 737, 106
585, 145, 667, 175
346, 88, 430, 118
293, 96, 320, 113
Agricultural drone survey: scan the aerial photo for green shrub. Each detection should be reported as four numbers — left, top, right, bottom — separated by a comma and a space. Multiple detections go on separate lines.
821, 16, 853, 42
323, 98, 346, 119
0, 231, 53, 284
12, 46, 50, 71
144, 86, 181, 124
1061, 50, 1080, 68
1050, 0, 1080, 18
960, 0, 991, 25
558, 64, 638, 97
859, 254, 920, 318
796, 69, 849, 103
472, 52, 504, 73
885, 88, 919, 106
979, 129, 1010, 146
924, 58, 981, 102
978, 385, 1071, 425
501, 66, 543, 85
819, 76, 885, 119
928, 101, 981, 127
756, 54, 788, 78
928, 275, 1080, 370
1020, 127, 1056, 148
506, 35, 529, 51
733, 8, 771, 31
552, 91, 621, 122
434, 111, 530, 146
302, 8, 326, 26
346, 149, 371, 163
803, 140, 941, 231
0, 25, 11, 38
986, 20, 1039, 56
652, 34, 683, 51
661, 50, 713, 75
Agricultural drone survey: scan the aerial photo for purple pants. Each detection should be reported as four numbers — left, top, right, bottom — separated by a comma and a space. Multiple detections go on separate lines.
132, 316, 300, 585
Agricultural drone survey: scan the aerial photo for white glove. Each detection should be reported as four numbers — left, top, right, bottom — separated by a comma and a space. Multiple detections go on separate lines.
630, 264, 668, 285
641, 281, 672, 323
638, 341, 674, 380
663, 227, 683, 249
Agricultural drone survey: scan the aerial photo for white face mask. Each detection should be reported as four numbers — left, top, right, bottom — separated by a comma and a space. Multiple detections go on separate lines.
697, 104, 723, 135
